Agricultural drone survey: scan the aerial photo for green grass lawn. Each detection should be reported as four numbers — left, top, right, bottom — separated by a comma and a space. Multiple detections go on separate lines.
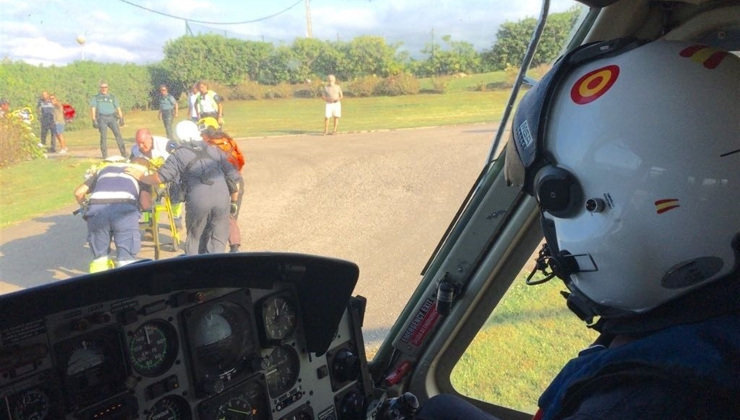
451, 273, 597, 413
61, 76, 513, 150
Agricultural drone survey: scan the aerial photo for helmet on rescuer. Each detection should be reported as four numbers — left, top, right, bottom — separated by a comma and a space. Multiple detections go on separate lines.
505, 39, 739, 322
175, 120, 203, 145
197, 117, 219, 132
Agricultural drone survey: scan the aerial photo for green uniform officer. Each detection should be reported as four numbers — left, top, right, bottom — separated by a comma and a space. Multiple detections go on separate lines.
90, 82, 126, 159
157, 84, 178, 141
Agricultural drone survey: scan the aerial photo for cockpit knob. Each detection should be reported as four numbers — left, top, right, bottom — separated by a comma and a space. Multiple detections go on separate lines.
332, 348, 360, 382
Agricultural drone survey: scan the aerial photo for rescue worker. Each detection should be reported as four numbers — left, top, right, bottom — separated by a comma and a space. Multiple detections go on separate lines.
126, 121, 241, 255
417, 40, 739, 419
90, 82, 126, 159
199, 117, 246, 252
74, 157, 151, 272
194, 81, 224, 126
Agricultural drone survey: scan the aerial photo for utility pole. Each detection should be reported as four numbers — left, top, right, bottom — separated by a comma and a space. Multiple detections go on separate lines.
305, 0, 313, 38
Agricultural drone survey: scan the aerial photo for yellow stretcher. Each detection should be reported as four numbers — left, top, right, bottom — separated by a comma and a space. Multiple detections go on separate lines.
143, 183, 182, 260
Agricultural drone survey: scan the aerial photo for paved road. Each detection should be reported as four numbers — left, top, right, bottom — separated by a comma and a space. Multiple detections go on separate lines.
0, 123, 497, 347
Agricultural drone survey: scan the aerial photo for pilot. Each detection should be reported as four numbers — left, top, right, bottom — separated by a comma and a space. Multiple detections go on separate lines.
126, 122, 241, 255
417, 40, 739, 419
74, 157, 152, 272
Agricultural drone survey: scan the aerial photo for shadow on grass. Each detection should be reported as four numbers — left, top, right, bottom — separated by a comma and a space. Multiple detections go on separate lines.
485, 306, 574, 327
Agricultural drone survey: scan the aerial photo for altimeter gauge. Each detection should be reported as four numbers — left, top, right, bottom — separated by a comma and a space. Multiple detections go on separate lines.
129, 320, 179, 377
260, 294, 297, 343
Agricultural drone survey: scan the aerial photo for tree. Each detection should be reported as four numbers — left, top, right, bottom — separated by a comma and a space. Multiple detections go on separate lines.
240, 41, 274, 83
258, 46, 302, 85
290, 38, 342, 81
482, 7, 581, 71
161, 34, 252, 90
419, 35, 481, 76
337, 36, 403, 79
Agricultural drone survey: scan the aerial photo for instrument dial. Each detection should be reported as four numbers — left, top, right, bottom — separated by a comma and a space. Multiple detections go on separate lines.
197, 377, 269, 420
66, 340, 104, 376
263, 345, 300, 397
129, 320, 179, 377
148, 395, 192, 420
261, 295, 297, 342
54, 327, 127, 409
183, 293, 260, 396
216, 396, 254, 419
190, 301, 252, 372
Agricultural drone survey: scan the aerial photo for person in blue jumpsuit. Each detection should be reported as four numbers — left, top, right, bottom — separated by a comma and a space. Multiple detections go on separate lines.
74, 158, 151, 272
127, 122, 241, 255
416, 40, 738, 419
90, 82, 126, 159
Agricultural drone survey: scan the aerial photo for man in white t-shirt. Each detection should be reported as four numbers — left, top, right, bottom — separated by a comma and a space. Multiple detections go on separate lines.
321, 74, 343, 135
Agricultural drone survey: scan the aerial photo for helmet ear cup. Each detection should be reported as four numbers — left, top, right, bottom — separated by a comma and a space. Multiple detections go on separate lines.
534, 166, 583, 218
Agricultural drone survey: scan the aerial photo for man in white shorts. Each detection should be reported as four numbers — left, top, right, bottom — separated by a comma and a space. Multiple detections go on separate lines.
321, 74, 343, 135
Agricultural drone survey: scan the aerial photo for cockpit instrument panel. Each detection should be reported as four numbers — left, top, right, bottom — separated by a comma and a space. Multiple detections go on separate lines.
0, 253, 371, 420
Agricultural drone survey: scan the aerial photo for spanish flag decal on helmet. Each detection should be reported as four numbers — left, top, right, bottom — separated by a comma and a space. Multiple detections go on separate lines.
655, 198, 680, 214
570, 65, 619, 105
679, 45, 728, 69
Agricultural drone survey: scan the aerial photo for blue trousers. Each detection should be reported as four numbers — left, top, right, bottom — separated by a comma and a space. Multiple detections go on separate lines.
86, 203, 141, 261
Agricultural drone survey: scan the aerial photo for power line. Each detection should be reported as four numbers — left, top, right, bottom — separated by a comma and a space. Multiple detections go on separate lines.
117, 0, 303, 25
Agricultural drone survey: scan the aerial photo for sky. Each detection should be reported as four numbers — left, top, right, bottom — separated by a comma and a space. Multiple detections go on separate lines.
0, 0, 577, 66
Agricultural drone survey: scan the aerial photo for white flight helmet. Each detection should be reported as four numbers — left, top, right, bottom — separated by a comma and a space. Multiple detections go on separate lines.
507, 39, 739, 320
175, 120, 203, 145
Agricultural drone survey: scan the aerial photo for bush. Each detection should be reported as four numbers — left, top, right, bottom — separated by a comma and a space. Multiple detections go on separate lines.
0, 115, 45, 168
474, 81, 511, 91
263, 82, 295, 99
229, 80, 263, 100
1, 60, 154, 134
429, 76, 451, 94
501, 64, 519, 88
293, 79, 324, 98
373, 73, 420, 96
344, 75, 380, 97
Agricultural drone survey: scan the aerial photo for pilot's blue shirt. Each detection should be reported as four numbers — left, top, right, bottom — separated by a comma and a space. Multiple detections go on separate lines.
537, 313, 739, 419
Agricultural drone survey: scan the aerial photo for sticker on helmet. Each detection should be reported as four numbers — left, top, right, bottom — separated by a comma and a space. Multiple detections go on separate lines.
570, 65, 619, 105
679, 45, 729, 70
655, 199, 680, 214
